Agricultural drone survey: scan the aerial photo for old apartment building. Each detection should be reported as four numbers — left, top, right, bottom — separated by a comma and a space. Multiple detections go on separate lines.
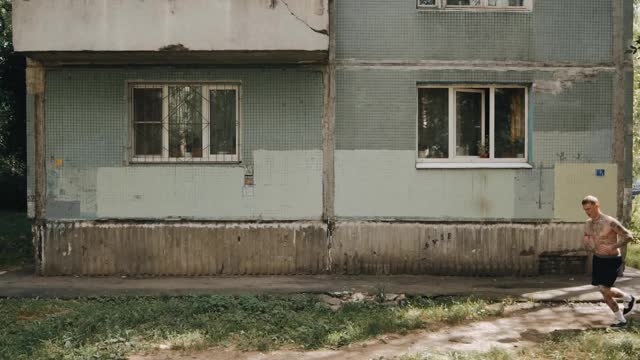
13, 0, 634, 275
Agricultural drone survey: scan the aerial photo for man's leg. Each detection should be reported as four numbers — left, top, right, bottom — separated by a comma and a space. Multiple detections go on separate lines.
599, 286, 620, 311
609, 288, 627, 299
600, 285, 627, 325
610, 287, 625, 299
611, 287, 636, 314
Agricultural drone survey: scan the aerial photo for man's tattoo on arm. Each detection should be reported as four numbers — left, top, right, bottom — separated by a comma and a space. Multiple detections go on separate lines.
611, 220, 632, 238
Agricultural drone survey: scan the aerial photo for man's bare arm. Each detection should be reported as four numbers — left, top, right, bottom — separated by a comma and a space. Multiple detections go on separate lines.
583, 233, 595, 251
610, 220, 634, 249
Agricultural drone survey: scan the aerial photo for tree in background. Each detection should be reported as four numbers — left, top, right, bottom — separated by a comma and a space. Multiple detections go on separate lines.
633, 0, 640, 179
0, 0, 26, 209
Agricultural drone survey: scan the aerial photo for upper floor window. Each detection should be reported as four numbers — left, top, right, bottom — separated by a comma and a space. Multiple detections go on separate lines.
418, 0, 531, 10
129, 82, 240, 163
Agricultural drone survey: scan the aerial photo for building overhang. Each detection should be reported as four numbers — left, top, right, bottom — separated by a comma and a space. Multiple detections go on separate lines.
22, 50, 328, 66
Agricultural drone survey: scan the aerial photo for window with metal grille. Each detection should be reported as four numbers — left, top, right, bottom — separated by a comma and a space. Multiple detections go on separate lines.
129, 82, 240, 163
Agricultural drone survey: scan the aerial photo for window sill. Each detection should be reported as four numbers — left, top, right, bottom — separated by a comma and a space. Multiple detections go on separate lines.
417, 7, 531, 12
416, 162, 532, 169
130, 159, 241, 165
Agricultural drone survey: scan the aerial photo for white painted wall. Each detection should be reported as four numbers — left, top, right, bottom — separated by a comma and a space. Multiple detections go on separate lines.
13, 0, 328, 52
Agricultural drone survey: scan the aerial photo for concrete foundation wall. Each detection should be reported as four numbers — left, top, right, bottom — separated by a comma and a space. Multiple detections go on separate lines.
331, 222, 586, 276
39, 222, 328, 275
37, 221, 586, 276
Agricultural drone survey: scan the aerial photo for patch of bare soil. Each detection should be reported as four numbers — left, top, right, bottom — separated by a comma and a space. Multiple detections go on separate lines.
128, 303, 623, 360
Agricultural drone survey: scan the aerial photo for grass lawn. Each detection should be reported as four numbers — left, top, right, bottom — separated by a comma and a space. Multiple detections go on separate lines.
0, 210, 32, 267
626, 243, 640, 269
626, 197, 640, 269
0, 295, 502, 360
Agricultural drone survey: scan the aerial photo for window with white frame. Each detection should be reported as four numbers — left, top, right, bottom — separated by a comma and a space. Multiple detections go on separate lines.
130, 83, 240, 163
417, 85, 528, 164
418, 0, 530, 10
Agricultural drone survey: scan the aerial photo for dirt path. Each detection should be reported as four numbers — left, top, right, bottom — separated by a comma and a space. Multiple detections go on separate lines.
130, 303, 634, 360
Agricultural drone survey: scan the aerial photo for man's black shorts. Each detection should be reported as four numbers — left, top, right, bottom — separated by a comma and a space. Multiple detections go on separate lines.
592, 255, 623, 287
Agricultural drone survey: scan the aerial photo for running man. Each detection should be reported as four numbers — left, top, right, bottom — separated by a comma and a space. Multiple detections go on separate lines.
582, 195, 636, 327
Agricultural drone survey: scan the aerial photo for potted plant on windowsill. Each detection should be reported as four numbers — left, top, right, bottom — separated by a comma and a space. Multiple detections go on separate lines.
477, 138, 489, 158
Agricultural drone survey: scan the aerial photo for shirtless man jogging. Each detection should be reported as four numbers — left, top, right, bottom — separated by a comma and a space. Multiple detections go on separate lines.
582, 195, 636, 327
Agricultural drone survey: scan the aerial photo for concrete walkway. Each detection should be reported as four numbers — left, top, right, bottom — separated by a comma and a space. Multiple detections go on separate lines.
1, 266, 640, 301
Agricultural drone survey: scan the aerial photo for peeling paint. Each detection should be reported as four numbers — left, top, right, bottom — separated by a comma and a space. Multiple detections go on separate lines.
62, 241, 72, 257
159, 43, 189, 51
337, 60, 616, 73
533, 68, 600, 95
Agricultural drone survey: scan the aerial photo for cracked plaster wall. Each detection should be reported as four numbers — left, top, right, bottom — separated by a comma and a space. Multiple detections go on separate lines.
14, 0, 329, 52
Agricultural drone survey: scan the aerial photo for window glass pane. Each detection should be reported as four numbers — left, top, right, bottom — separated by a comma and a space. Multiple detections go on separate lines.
418, 0, 437, 5
134, 124, 162, 156
481, 90, 490, 157
210, 90, 237, 156
418, 88, 449, 159
495, 88, 526, 159
455, 91, 484, 156
168, 86, 203, 158
447, 0, 481, 6
133, 88, 162, 155
488, 0, 524, 6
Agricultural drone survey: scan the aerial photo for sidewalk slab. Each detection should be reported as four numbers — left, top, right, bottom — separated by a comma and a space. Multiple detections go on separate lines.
1, 267, 639, 302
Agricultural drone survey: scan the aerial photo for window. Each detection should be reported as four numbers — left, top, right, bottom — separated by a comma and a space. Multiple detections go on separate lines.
417, 85, 529, 168
418, 0, 530, 10
129, 83, 240, 163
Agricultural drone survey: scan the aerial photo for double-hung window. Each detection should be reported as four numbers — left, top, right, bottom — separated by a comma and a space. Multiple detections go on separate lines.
418, 0, 530, 10
130, 82, 240, 163
417, 85, 529, 168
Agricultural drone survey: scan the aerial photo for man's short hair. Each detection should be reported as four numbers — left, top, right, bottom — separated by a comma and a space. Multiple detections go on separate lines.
582, 195, 599, 205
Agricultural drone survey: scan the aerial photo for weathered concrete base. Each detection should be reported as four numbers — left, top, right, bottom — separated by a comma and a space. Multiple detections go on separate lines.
331, 222, 587, 276
36, 221, 587, 276
38, 222, 328, 276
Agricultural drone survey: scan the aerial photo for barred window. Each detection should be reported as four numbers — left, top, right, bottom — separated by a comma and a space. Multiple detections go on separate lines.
130, 83, 240, 163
